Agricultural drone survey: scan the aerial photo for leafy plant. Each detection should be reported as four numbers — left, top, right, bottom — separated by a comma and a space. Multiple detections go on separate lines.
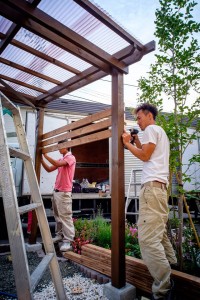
125, 223, 141, 258
93, 217, 112, 249
137, 0, 200, 267
73, 215, 199, 275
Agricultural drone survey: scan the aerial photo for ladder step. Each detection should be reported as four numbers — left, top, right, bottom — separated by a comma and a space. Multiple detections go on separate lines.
31, 253, 54, 291
18, 203, 42, 214
9, 147, 30, 161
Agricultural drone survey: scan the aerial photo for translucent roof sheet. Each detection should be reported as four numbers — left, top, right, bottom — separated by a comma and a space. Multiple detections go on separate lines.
0, 0, 154, 107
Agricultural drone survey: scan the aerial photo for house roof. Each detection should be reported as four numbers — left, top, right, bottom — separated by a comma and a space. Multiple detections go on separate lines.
46, 97, 134, 120
0, 0, 155, 109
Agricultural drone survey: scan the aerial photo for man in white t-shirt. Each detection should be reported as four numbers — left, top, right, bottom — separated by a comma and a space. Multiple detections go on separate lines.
122, 103, 177, 300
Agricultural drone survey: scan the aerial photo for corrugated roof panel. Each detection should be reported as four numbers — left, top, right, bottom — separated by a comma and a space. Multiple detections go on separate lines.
2, 80, 41, 97
0, 16, 13, 34
15, 28, 91, 72
2, 44, 74, 82
57, 51, 91, 71
39, 0, 130, 55
1, 64, 56, 91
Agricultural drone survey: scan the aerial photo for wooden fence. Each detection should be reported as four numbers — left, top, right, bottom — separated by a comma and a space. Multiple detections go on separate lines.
64, 244, 200, 300
40, 108, 112, 153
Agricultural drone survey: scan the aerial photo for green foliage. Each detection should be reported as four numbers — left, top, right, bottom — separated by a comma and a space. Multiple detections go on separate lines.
93, 216, 112, 249
125, 223, 141, 258
169, 215, 181, 229
73, 217, 140, 256
181, 223, 200, 275
73, 216, 199, 275
137, 0, 200, 194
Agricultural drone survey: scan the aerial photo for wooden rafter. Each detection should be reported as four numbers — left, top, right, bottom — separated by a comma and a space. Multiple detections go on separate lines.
0, 0, 42, 54
74, 0, 143, 50
0, 74, 47, 94
36, 41, 155, 104
0, 57, 61, 85
11, 39, 81, 75
0, 79, 36, 108
1, 0, 129, 74
0, 87, 35, 104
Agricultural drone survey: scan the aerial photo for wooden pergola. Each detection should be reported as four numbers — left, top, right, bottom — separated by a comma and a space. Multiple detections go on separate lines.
0, 0, 155, 290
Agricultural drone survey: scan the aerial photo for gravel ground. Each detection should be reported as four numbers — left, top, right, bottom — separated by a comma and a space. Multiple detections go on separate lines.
0, 249, 109, 300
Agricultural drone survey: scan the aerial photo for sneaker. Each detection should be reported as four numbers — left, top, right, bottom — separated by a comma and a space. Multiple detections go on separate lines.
60, 242, 72, 252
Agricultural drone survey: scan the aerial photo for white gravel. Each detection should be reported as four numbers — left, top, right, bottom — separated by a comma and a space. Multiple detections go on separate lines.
33, 273, 109, 300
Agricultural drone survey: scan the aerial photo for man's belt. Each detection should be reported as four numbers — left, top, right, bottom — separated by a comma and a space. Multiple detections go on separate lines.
141, 181, 167, 190
54, 189, 71, 192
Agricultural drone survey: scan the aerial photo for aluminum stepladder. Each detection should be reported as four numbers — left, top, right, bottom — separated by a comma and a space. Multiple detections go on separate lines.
0, 92, 67, 300
125, 169, 142, 222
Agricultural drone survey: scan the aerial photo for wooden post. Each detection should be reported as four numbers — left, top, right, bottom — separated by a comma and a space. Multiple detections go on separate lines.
111, 69, 125, 288
29, 108, 44, 244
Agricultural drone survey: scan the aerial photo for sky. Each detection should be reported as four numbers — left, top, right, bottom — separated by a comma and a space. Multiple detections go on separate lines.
66, 0, 200, 112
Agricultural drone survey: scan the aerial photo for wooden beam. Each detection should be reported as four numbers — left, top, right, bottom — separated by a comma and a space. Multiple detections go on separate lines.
41, 117, 111, 147
0, 79, 36, 108
0, 75, 47, 94
24, 19, 112, 74
42, 108, 111, 139
0, 24, 21, 55
74, 0, 143, 50
111, 69, 125, 288
0, 86, 35, 103
10, 39, 80, 75
0, 0, 41, 54
42, 129, 112, 153
1, 0, 128, 74
0, 57, 61, 85
36, 67, 101, 103
37, 42, 155, 104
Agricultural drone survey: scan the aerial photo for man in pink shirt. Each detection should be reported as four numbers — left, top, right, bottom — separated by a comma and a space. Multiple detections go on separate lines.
41, 140, 76, 252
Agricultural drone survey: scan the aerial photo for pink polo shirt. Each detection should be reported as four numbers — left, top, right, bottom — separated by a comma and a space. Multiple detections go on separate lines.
54, 152, 76, 192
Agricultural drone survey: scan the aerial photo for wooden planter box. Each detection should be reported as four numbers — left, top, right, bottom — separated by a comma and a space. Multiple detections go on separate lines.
64, 244, 200, 300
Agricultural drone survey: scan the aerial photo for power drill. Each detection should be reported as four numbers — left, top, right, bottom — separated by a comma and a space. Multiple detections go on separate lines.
129, 128, 139, 145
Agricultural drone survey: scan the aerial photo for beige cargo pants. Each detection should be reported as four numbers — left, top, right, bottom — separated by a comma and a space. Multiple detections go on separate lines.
138, 185, 177, 299
52, 191, 75, 242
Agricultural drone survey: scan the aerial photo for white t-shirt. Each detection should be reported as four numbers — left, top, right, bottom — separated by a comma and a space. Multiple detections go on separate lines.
141, 124, 169, 185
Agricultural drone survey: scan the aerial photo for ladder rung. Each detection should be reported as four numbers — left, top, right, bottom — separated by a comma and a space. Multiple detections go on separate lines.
18, 203, 42, 214
126, 212, 139, 215
9, 147, 30, 161
31, 253, 54, 291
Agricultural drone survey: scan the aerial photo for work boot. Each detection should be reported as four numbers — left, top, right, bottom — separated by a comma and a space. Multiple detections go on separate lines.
165, 279, 175, 300
151, 280, 175, 300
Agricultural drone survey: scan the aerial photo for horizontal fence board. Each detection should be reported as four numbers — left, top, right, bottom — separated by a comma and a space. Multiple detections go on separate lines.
42, 108, 111, 140
42, 129, 112, 153
41, 117, 111, 147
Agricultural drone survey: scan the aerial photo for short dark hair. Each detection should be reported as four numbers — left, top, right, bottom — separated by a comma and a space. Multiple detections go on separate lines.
135, 103, 158, 120
58, 139, 68, 144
